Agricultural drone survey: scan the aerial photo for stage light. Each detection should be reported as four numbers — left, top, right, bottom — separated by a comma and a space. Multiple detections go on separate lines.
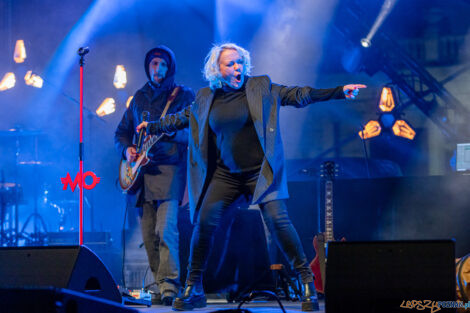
96, 98, 116, 117
24, 71, 44, 88
126, 96, 133, 108
378, 86, 395, 112
360, 38, 371, 48
392, 120, 415, 140
13, 40, 27, 63
359, 120, 381, 139
360, 0, 397, 51
360, 85, 416, 141
113, 65, 127, 89
0, 72, 16, 91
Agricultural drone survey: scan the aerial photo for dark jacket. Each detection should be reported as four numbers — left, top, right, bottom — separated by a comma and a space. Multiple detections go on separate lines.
148, 75, 345, 222
114, 46, 195, 206
114, 83, 194, 164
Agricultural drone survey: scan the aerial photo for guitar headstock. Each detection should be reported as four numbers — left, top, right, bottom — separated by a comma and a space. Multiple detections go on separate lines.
320, 161, 338, 181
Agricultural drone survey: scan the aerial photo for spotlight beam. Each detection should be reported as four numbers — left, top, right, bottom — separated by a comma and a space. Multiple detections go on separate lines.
361, 0, 398, 47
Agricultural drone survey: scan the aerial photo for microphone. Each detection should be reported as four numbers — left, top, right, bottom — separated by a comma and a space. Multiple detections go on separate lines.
136, 111, 150, 154
77, 47, 90, 56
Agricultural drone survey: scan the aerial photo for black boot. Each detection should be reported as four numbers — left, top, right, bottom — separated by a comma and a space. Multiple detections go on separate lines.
172, 283, 207, 311
301, 282, 320, 311
161, 290, 177, 306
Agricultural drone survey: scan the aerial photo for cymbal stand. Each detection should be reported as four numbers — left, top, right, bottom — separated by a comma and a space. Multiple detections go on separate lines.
1, 170, 5, 246
14, 134, 20, 245
32, 136, 40, 237
20, 211, 48, 245
20, 134, 48, 245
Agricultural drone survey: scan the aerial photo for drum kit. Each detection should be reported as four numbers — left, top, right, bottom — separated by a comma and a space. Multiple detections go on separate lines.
0, 128, 78, 247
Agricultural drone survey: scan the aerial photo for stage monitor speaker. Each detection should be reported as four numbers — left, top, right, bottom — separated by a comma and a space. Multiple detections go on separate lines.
0, 245, 122, 303
0, 287, 137, 313
325, 240, 456, 313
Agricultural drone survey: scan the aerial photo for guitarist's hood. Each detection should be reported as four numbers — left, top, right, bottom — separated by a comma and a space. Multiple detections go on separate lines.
144, 45, 177, 91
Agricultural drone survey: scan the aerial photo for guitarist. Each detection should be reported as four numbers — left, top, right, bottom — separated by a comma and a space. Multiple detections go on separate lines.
114, 45, 195, 305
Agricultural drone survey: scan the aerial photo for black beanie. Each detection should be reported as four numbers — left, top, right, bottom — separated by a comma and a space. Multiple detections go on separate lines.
146, 50, 171, 70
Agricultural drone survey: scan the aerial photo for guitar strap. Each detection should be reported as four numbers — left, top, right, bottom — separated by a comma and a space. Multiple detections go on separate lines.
160, 86, 181, 119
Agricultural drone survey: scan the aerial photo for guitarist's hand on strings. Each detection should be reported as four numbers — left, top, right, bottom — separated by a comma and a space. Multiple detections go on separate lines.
126, 146, 138, 163
130, 121, 149, 162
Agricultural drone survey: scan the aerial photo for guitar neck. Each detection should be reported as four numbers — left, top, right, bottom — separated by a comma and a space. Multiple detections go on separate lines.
324, 180, 334, 242
141, 134, 163, 153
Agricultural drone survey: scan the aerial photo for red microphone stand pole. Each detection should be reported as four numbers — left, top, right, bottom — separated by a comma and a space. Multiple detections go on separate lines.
77, 47, 89, 246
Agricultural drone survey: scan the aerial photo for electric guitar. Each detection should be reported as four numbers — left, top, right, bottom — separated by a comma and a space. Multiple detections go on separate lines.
118, 133, 166, 194
310, 161, 343, 294
119, 86, 181, 194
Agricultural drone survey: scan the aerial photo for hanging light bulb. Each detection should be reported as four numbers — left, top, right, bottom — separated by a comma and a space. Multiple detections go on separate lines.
13, 40, 27, 63
378, 86, 395, 112
0, 73, 16, 91
359, 120, 382, 139
113, 65, 127, 89
126, 96, 133, 108
24, 71, 44, 88
96, 98, 116, 116
392, 120, 416, 140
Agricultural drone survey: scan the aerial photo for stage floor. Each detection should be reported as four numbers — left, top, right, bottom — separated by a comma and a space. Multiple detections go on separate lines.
129, 299, 325, 313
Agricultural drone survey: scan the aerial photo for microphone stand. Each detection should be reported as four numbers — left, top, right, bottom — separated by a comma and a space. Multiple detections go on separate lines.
77, 47, 89, 246
87, 112, 95, 232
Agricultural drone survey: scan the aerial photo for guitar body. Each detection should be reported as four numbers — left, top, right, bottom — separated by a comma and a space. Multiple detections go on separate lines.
118, 155, 148, 195
310, 233, 326, 294
118, 134, 163, 194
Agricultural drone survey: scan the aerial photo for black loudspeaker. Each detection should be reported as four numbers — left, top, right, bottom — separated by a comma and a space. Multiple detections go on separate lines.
325, 240, 456, 313
0, 245, 122, 303
0, 287, 137, 313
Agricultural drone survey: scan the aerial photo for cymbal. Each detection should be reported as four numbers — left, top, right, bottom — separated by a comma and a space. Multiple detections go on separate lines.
17, 161, 52, 166
0, 128, 42, 137
0, 182, 19, 189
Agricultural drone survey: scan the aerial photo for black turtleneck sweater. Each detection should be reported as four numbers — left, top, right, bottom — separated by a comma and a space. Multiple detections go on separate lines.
209, 83, 264, 173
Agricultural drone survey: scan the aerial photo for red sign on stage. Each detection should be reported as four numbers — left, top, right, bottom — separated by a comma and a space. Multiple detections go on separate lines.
61, 171, 101, 191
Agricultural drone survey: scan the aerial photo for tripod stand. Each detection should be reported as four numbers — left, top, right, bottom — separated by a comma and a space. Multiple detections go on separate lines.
13, 129, 48, 246
0, 181, 20, 246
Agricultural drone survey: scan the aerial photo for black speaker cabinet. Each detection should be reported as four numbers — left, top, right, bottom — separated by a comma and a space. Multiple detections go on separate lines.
325, 240, 456, 313
0, 287, 137, 313
0, 245, 121, 303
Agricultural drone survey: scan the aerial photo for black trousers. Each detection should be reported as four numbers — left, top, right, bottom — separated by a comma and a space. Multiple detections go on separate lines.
187, 165, 313, 285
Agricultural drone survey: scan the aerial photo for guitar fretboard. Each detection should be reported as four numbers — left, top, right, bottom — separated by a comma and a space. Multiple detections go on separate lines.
324, 180, 334, 242
141, 134, 164, 152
